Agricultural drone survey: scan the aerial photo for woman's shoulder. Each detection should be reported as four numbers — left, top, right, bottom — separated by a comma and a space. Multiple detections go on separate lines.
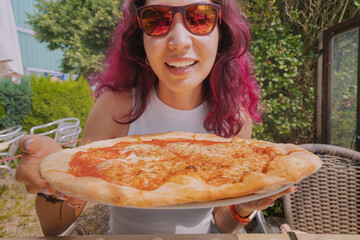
81, 89, 132, 144
94, 88, 133, 120
96, 88, 132, 107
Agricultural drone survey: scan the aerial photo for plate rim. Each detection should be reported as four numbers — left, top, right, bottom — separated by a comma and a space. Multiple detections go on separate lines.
124, 183, 293, 209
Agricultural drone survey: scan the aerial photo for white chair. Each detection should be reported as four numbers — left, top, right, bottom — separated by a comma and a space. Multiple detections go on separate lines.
0, 125, 22, 138
0, 125, 23, 152
30, 118, 82, 148
0, 129, 27, 194
30, 119, 85, 236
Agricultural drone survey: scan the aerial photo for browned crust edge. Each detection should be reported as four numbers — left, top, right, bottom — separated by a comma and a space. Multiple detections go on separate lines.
40, 132, 323, 207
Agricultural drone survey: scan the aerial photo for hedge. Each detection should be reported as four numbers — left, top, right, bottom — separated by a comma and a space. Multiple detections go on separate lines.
0, 77, 32, 129
241, 0, 314, 144
21, 75, 94, 136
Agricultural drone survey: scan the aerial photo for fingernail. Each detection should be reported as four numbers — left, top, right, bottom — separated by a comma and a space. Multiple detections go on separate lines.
41, 188, 52, 195
67, 202, 76, 208
67, 202, 80, 208
24, 139, 34, 150
63, 194, 71, 199
56, 193, 69, 200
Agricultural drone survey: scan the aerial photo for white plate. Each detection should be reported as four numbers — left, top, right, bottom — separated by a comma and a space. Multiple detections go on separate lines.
126, 184, 293, 209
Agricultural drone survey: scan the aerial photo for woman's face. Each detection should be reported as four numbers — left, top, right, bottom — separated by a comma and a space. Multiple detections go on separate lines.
143, 0, 220, 95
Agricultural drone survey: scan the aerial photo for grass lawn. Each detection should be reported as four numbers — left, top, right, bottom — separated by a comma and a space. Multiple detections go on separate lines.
0, 171, 109, 237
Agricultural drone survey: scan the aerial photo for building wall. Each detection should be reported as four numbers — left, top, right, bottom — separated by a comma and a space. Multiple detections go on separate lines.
10, 0, 66, 78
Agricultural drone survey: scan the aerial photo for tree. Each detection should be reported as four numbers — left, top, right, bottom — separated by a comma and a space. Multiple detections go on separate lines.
27, 0, 122, 76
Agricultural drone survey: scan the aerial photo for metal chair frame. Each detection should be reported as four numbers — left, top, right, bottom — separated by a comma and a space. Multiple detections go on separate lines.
30, 118, 81, 148
0, 125, 22, 138
58, 223, 86, 236
0, 130, 27, 194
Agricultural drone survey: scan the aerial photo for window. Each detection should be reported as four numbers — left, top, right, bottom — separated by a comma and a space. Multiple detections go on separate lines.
318, 15, 360, 151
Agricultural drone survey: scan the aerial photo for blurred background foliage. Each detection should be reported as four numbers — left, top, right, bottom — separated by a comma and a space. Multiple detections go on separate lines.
26, 0, 122, 76
22, 75, 94, 135
240, 0, 360, 143
0, 77, 32, 129
0, 76, 94, 135
242, 0, 312, 143
2, 0, 359, 145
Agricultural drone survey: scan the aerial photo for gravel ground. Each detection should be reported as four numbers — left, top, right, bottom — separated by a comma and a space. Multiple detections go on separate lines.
0, 171, 109, 238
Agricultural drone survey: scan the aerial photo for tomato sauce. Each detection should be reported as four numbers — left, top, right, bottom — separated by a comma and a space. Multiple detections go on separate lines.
68, 139, 280, 190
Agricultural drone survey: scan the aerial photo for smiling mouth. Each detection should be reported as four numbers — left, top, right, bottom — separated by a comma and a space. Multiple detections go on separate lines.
166, 60, 197, 69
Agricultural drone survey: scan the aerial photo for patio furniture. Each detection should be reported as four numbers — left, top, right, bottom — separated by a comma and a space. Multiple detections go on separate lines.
0, 129, 27, 194
30, 118, 82, 148
256, 143, 360, 234
59, 223, 86, 236
0, 125, 22, 138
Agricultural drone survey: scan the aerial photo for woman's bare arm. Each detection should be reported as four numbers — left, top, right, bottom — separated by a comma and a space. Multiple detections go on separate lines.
17, 89, 132, 236
213, 112, 296, 233
213, 112, 253, 233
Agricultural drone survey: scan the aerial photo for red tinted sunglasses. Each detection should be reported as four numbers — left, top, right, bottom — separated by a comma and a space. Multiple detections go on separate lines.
136, 3, 221, 37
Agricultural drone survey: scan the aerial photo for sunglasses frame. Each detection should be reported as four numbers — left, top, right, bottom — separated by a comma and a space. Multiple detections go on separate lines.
136, 3, 222, 37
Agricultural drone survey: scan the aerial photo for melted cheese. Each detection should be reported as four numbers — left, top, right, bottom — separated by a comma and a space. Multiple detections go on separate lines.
68, 139, 281, 190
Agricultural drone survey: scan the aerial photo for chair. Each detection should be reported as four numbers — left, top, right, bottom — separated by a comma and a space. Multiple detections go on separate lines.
256, 143, 360, 234
58, 223, 86, 236
30, 118, 82, 148
0, 129, 27, 194
0, 125, 22, 152
0, 125, 22, 138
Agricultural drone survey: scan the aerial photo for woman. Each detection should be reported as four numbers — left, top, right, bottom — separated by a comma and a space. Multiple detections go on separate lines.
16, 0, 296, 236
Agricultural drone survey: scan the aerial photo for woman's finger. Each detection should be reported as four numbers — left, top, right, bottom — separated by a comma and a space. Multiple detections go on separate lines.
19, 135, 43, 154
239, 186, 297, 211
20, 173, 56, 194
266, 186, 296, 203
67, 198, 86, 207
19, 134, 62, 157
15, 134, 63, 194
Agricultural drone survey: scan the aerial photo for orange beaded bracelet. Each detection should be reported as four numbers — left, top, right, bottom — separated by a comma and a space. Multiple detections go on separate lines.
229, 204, 258, 224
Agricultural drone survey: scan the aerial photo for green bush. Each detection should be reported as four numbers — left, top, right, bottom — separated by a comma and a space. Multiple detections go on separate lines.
0, 77, 32, 129
0, 100, 5, 119
22, 75, 94, 136
241, 0, 314, 144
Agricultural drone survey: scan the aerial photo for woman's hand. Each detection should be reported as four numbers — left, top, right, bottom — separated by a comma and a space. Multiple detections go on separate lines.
15, 135, 85, 207
214, 186, 296, 233
235, 186, 296, 217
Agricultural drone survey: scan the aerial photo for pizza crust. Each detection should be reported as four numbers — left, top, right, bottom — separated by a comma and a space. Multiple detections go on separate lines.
40, 132, 323, 207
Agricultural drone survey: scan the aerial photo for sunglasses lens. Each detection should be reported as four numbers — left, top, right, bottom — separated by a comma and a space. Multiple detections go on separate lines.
185, 5, 217, 34
141, 7, 172, 36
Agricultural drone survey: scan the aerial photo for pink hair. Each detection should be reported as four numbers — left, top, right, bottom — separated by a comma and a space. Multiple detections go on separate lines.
93, 0, 261, 138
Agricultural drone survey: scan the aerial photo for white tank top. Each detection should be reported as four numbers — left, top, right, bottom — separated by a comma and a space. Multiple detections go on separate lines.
108, 88, 214, 234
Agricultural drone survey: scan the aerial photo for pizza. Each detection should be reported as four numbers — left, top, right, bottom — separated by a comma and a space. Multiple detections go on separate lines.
40, 132, 323, 208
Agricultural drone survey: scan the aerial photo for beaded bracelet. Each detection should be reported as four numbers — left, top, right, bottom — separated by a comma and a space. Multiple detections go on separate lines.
229, 204, 258, 224
37, 193, 63, 204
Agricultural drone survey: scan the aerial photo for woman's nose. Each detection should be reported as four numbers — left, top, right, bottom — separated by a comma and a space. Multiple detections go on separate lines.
167, 13, 192, 51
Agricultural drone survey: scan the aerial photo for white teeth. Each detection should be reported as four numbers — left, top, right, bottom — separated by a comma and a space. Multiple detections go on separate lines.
167, 61, 195, 68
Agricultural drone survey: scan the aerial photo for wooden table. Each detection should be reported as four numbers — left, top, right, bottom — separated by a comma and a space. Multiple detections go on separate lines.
3, 234, 359, 240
